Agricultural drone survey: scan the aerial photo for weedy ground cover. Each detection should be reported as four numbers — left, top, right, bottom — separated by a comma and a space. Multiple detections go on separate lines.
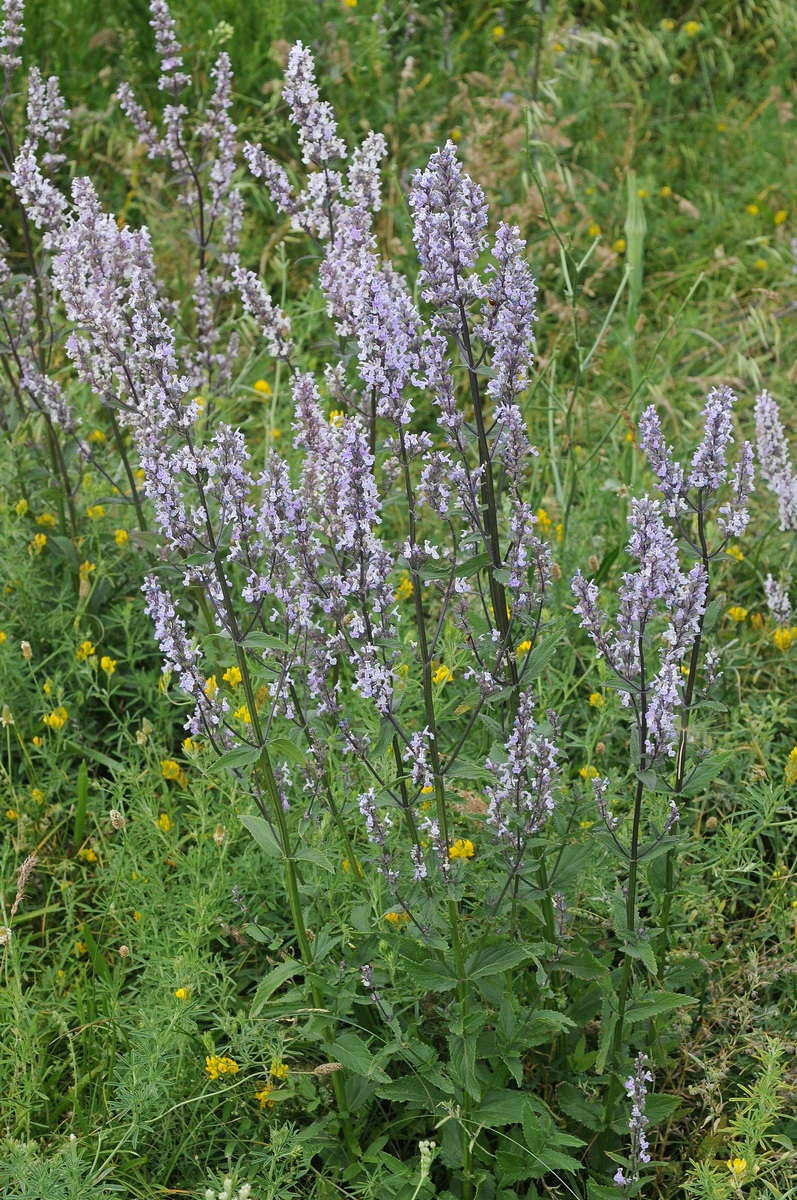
1, 2, 797, 1199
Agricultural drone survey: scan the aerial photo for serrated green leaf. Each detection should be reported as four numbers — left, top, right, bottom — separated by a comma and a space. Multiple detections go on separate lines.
251, 960, 303, 1017
520, 634, 562, 681
294, 846, 335, 873
239, 813, 282, 857
466, 943, 533, 980
625, 991, 697, 1023
213, 744, 262, 772
268, 736, 307, 767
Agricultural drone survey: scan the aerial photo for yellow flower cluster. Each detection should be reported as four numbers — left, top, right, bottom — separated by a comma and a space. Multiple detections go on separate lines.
726, 1157, 746, 1179
205, 1055, 239, 1080
785, 748, 797, 786
223, 665, 242, 687
589, 693, 605, 708
161, 759, 186, 788
727, 607, 748, 622
101, 655, 117, 675
432, 664, 453, 685
30, 533, 47, 554
155, 812, 174, 833
115, 529, 129, 547
579, 765, 599, 779
42, 707, 68, 730
449, 838, 475, 861
385, 910, 410, 925
87, 504, 104, 519
76, 640, 96, 661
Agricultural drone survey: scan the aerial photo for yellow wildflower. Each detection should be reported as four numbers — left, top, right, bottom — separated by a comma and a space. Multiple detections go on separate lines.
100, 655, 117, 675
175, 987, 189, 1000
660, 185, 672, 198
233, 705, 251, 724
37, 512, 56, 527
155, 812, 174, 833
87, 504, 104, 519
580, 819, 594, 829
183, 737, 201, 754
223, 665, 242, 687
161, 760, 185, 784
76, 640, 96, 661
727, 607, 748, 622
385, 911, 410, 924
344, 0, 357, 7
394, 571, 413, 602
587, 222, 601, 238
133, 911, 142, 922
88, 428, 106, 445
774, 209, 787, 226
204, 675, 218, 700
585, 186, 594, 197
579, 765, 600, 779
329, 409, 344, 427
726, 545, 744, 562
492, 24, 505, 39
205, 1054, 239, 1080
555, 523, 564, 542
684, 20, 700, 35
42, 707, 68, 730
78, 847, 98, 863
449, 838, 475, 860
254, 379, 272, 395
785, 748, 797, 786
30, 533, 47, 554
31, 789, 44, 804
536, 507, 552, 535
342, 858, 350, 873
6, 809, 18, 820
773, 627, 793, 651
76, 941, 88, 955
421, 785, 434, 795
613, 238, 626, 254
432, 664, 453, 685
450, 127, 462, 142
114, 529, 129, 547
0, 631, 5, 644
15, 498, 28, 516
270, 1060, 290, 1080
32, 736, 43, 747
79, 561, 96, 583
726, 1158, 747, 1180
516, 640, 532, 656
553, 42, 564, 52
746, 203, 759, 215
255, 1082, 274, 1108
589, 692, 605, 708
754, 258, 768, 271
750, 612, 763, 630
660, 18, 675, 31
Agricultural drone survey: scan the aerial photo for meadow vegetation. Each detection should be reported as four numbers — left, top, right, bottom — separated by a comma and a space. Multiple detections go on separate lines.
1, 2, 797, 1198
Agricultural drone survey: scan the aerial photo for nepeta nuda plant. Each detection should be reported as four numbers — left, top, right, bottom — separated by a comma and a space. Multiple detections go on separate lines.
118, 2, 244, 398
572, 386, 753, 1115
17, 30, 569, 1187
755, 389, 797, 532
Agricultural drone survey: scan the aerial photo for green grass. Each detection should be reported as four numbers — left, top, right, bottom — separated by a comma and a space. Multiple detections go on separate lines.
2, 1, 797, 1197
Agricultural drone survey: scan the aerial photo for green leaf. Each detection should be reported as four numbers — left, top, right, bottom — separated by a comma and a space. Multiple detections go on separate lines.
446, 757, 489, 783
268, 736, 307, 767
331, 1032, 390, 1083
213, 744, 262, 772
376, 1077, 438, 1105
242, 631, 291, 653
595, 1011, 617, 1075
251, 960, 303, 1017
520, 633, 562, 681
683, 754, 730, 796
625, 992, 697, 1023
294, 846, 335, 873
454, 552, 491, 578
466, 943, 533, 980
702, 596, 724, 634
474, 1089, 527, 1127
81, 925, 112, 987
239, 814, 282, 858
